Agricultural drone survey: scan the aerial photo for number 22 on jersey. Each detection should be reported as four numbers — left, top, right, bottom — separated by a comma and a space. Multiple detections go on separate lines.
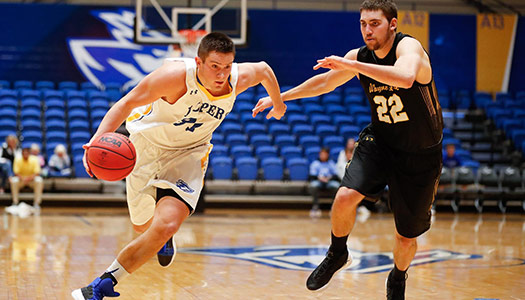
373, 94, 409, 124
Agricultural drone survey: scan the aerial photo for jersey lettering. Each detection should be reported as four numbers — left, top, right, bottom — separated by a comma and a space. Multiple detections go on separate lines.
373, 94, 409, 124
173, 118, 204, 132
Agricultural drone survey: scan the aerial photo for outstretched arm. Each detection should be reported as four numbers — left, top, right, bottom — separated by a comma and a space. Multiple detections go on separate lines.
236, 62, 287, 120
315, 38, 430, 88
83, 61, 186, 176
252, 49, 357, 117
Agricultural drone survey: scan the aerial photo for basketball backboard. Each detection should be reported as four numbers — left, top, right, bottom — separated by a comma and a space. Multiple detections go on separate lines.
134, 0, 247, 46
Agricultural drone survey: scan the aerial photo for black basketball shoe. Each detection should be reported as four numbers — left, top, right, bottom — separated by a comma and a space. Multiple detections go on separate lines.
306, 248, 351, 291
386, 268, 407, 300
157, 235, 177, 267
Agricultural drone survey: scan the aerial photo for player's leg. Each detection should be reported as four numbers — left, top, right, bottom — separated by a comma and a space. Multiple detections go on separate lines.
385, 150, 442, 300
71, 197, 189, 300
307, 127, 387, 291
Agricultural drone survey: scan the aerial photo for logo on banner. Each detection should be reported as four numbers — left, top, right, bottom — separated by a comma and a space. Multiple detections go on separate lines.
179, 245, 485, 273
67, 9, 173, 90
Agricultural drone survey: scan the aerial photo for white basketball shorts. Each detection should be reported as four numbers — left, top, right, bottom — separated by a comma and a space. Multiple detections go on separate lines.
126, 133, 212, 225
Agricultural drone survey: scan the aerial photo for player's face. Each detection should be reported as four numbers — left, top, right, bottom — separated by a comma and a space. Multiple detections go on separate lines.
196, 51, 235, 92
360, 9, 396, 51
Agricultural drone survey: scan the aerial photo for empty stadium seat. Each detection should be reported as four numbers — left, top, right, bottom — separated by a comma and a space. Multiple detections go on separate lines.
58, 81, 78, 91
268, 123, 291, 136
299, 135, 320, 149
274, 135, 296, 148
261, 157, 284, 180
210, 145, 228, 158
287, 157, 309, 181
235, 157, 258, 180
255, 145, 278, 160
35, 81, 55, 90
230, 145, 253, 158
14, 80, 32, 90
250, 134, 272, 148
211, 156, 233, 180
225, 134, 248, 147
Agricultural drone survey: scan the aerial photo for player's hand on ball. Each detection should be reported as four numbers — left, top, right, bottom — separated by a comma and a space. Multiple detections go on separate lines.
252, 96, 273, 117
82, 142, 94, 177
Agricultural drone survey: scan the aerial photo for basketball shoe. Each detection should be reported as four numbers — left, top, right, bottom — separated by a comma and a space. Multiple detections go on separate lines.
157, 235, 177, 267
71, 273, 120, 300
306, 247, 351, 291
386, 268, 407, 300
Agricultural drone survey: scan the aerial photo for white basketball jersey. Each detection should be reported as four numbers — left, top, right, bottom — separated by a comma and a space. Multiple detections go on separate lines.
126, 58, 238, 149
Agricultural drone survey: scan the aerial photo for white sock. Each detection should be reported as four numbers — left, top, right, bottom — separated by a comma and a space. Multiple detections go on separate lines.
105, 259, 130, 283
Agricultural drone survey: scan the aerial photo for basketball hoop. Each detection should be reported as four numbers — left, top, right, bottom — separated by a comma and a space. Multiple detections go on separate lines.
178, 29, 207, 58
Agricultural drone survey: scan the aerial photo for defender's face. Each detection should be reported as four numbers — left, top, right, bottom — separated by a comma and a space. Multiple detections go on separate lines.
196, 51, 235, 92
360, 9, 395, 51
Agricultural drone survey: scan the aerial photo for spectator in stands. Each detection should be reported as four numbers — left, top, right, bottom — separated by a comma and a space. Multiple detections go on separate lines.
48, 144, 72, 178
9, 147, 43, 211
0, 135, 20, 194
1, 134, 21, 168
309, 147, 340, 217
30, 143, 47, 177
336, 138, 356, 179
443, 143, 462, 169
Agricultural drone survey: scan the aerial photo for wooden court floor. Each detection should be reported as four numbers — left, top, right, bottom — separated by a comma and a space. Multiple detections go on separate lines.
0, 207, 524, 300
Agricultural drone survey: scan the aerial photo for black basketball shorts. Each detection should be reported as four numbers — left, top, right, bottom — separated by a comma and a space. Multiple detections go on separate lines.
341, 125, 442, 238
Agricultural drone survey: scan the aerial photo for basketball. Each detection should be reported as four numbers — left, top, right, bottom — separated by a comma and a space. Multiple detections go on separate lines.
87, 132, 136, 181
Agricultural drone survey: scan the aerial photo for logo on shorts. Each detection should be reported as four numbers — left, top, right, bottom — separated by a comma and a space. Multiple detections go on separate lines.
179, 246, 484, 273
176, 179, 194, 194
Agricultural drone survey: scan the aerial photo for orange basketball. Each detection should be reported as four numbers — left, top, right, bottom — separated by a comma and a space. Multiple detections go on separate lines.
87, 132, 136, 181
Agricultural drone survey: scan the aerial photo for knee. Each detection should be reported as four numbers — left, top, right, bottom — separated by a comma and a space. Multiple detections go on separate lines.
396, 234, 417, 248
333, 187, 362, 208
154, 219, 182, 240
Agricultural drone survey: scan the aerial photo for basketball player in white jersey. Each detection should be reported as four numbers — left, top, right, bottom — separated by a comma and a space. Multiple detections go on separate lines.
71, 32, 286, 300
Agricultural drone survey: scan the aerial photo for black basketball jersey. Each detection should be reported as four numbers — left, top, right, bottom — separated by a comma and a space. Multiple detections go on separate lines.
357, 32, 443, 153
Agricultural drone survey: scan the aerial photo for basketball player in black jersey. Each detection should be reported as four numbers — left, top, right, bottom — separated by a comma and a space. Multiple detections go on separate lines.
253, 0, 443, 299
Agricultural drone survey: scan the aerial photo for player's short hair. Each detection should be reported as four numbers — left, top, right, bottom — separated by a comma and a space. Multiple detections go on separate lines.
197, 32, 235, 61
360, 0, 398, 23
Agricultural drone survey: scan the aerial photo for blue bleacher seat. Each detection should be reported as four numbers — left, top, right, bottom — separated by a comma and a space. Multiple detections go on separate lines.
225, 134, 248, 147
325, 105, 346, 115
210, 145, 228, 158
45, 109, 65, 121
221, 123, 243, 136
287, 157, 309, 181
0, 131, 16, 142
292, 124, 314, 136
305, 146, 321, 162
316, 125, 337, 137
280, 146, 302, 161
0, 80, 10, 89
90, 99, 109, 111
235, 157, 258, 180
268, 123, 290, 136
323, 135, 344, 149
14, 80, 32, 90
21, 108, 41, 121
454, 95, 471, 109
339, 125, 360, 139
255, 145, 278, 161
45, 99, 65, 110
333, 115, 354, 127
287, 114, 309, 127
343, 94, 364, 106
240, 112, 264, 126
0, 119, 17, 132
68, 99, 88, 111
35, 81, 55, 90
245, 123, 266, 136
81, 82, 98, 91
0, 89, 18, 99
211, 133, 224, 145
68, 109, 89, 122
88, 91, 110, 103
322, 94, 341, 105
344, 87, 362, 96
70, 131, 91, 144
233, 102, 253, 114
310, 114, 331, 127
1, 98, 18, 111
274, 135, 296, 148
262, 157, 284, 180
42, 90, 64, 101
74, 156, 90, 178
90, 109, 107, 122
20, 89, 40, 100
236, 93, 253, 102
304, 103, 324, 115
250, 134, 272, 148
349, 105, 369, 116
21, 98, 41, 110
495, 92, 512, 102
46, 131, 67, 144
330, 147, 343, 160
46, 120, 66, 132
230, 145, 253, 158
300, 96, 320, 106
59, 81, 78, 91
91, 119, 102, 133
511, 130, 525, 150
66, 90, 86, 101
285, 103, 302, 114
299, 135, 320, 149
21, 130, 42, 145
0, 108, 17, 121
355, 115, 371, 128
21, 119, 41, 132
